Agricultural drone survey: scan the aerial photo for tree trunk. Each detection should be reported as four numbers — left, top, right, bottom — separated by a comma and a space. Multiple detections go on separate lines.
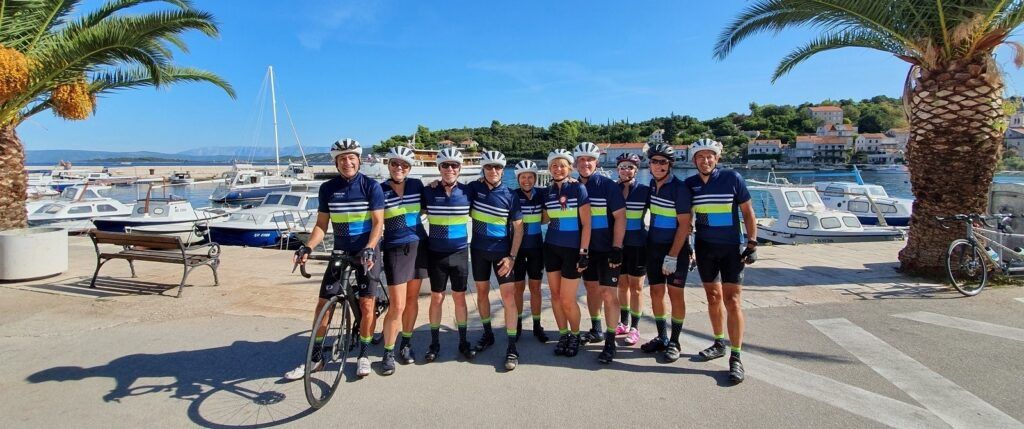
0, 125, 28, 230
899, 58, 1004, 277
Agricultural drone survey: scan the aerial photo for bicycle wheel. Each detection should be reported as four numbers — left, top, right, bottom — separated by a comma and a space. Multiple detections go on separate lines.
946, 239, 988, 296
304, 296, 352, 409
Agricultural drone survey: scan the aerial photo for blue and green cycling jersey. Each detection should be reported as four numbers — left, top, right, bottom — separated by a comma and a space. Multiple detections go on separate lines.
684, 168, 751, 245
318, 173, 385, 253
620, 180, 650, 247
647, 174, 691, 245
582, 174, 625, 252
542, 181, 590, 249
516, 187, 545, 250
421, 182, 472, 253
381, 178, 427, 249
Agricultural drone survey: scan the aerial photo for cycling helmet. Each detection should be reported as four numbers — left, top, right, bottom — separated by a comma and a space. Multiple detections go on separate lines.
481, 150, 507, 168
436, 147, 464, 165
690, 138, 723, 159
616, 152, 642, 166
387, 146, 416, 166
646, 143, 675, 162
573, 141, 601, 160
547, 148, 574, 166
331, 138, 362, 159
514, 160, 538, 177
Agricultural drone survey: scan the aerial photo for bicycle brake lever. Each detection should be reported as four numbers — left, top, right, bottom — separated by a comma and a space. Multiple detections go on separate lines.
299, 263, 311, 279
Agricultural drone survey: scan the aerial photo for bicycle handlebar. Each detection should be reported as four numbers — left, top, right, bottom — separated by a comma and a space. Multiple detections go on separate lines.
935, 214, 1014, 230
294, 251, 361, 279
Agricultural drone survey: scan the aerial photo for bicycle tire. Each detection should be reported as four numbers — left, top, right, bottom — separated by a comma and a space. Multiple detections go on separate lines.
304, 296, 352, 409
946, 239, 987, 296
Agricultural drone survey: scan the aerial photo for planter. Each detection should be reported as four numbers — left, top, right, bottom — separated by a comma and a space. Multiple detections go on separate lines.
0, 227, 68, 281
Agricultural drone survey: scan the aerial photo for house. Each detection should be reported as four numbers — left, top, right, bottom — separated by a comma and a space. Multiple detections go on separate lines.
854, 133, 899, 154
598, 142, 644, 166
807, 105, 844, 125
817, 123, 858, 137
886, 128, 910, 151
794, 135, 851, 164
868, 151, 905, 165
785, 138, 816, 164
1006, 128, 1024, 157
746, 139, 783, 166
457, 139, 479, 150
648, 129, 665, 144
437, 139, 455, 149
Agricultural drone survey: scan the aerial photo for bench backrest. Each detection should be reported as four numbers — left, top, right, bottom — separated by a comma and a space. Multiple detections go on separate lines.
90, 230, 183, 250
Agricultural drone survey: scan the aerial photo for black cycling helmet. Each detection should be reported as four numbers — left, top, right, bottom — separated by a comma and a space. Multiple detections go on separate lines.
646, 143, 675, 162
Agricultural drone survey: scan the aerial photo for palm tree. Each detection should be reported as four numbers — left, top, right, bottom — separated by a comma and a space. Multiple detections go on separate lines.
0, 0, 234, 230
714, 1, 1024, 277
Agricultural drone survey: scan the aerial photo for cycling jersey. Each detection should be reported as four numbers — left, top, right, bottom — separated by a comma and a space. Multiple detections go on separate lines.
542, 181, 590, 249
421, 183, 472, 253
620, 180, 650, 247
468, 180, 522, 253
582, 174, 625, 252
318, 173, 385, 253
516, 187, 545, 250
647, 174, 691, 245
381, 178, 427, 249
684, 168, 751, 245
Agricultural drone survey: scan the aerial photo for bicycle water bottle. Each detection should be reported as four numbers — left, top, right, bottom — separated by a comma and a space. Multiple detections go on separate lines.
985, 246, 1000, 262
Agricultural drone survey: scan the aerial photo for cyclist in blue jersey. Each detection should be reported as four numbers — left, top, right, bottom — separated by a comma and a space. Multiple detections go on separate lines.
573, 142, 626, 364
685, 138, 757, 384
542, 149, 592, 358
638, 144, 694, 363
287, 138, 385, 380
467, 150, 524, 371
614, 152, 650, 346
379, 146, 430, 373
421, 148, 477, 362
511, 160, 549, 343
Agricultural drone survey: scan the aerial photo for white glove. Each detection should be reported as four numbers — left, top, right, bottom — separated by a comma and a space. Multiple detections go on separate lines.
662, 255, 677, 276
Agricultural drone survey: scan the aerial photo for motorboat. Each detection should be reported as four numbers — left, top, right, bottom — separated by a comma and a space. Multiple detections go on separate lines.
749, 184, 905, 244
27, 186, 133, 233
813, 181, 913, 226
206, 190, 319, 247
92, 196, 231, 245
27, 169, 84, 191
27, 186, 59, 199
359, 147, 483, 182
170, 171, 195, 184
84, 170, 136, 185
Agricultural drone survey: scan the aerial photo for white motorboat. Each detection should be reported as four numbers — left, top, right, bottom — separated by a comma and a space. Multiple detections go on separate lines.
84, 170, 136, 185
813, 181, 913, 226
92, 196, 231, 244
206, 190, 319, 247
170, 171, 195, 184
27, 169, 85, 191
27, 186, 133, 233
750, 184, 905, 244
359, 147, 483, 182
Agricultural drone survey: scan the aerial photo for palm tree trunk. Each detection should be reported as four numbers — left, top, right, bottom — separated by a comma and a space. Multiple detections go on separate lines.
899, 58, 1004, 277
0, 125, 28, 230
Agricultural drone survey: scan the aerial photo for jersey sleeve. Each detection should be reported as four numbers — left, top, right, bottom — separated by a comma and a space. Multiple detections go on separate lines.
676, 181, 692, 214
509, 190, 523, 221
367, 181, 385, 210
577, 183, 590, 206
733, 171, 752, 204
317, 181, 331, 213
606, 180, 625, 212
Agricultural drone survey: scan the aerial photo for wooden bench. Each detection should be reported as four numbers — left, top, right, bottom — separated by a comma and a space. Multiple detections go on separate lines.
89, 230, 221, 298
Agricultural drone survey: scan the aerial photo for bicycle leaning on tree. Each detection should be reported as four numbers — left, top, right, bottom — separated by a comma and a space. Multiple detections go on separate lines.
937, 213, 1023, 296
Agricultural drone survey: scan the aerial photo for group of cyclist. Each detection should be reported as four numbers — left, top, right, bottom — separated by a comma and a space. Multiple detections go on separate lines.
288, 136, 758, 384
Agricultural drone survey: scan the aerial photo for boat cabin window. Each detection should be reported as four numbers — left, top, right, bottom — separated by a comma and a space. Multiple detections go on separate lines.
867, 187, 887, 197
802, 190, 823, 205
37, 204, 62, 214
60, 188, 78, 199
787, 215, 809, 229
68, 206, 92, 214
281, 195, 301, 207
878, 203, 897, 213
306, 197, 319, 211
271, 213, 296, 223
268, 179, 287, 185
843, 216, 861, 227
784, 191, 805, 208
96, 204, 119, 213
848, 201, 869, 213
823, 186, 845, 197
850, 187, 866, 196
263, 194, 283, 205
820, 217, 841, 229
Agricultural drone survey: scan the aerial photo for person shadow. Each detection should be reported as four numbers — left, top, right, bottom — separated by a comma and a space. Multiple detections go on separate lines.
26, 333, 316, 428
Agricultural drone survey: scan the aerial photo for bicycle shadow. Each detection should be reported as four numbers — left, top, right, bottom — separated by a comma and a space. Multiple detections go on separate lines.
26, 333, 316, 428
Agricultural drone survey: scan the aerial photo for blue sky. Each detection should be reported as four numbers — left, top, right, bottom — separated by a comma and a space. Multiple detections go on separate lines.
20, 1, 1024, 152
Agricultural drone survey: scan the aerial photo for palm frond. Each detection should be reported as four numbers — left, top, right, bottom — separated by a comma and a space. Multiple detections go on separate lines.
771, 29, 903, 82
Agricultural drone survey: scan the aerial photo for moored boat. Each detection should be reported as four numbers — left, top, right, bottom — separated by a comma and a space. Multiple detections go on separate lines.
750, 184, 905, 244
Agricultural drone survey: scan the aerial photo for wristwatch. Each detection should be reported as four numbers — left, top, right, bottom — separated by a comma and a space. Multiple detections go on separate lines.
579, 248, 589, 255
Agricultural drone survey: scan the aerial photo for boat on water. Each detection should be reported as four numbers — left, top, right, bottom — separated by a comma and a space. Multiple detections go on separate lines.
84, 170, 137, 185
869, 163, 909, 174
27, 185, 133, 233
749, 184, 905, 244
27, 169, 85, 191
206, 189, 319, 247
170, 171, 195, 184
813, 181, 913, 226
92, 196, 232, 245
359, 146, 483, 182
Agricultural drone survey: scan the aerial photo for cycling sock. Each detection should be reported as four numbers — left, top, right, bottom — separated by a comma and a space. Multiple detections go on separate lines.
655, 314, 667, 339
516, 315, 523, 334
571, 329, 580, 336
730, 345, 741, 358
630, 310, 641, 329
430, 324, 440, 345
399, 331, 412, 347
559, 328, 569, 335
311, 336, 325, 363
482, 317, 493, 337
670, 318, 684, 343
533, 315, 542, 329
591, 316, 602, 333
384, 343, 394, 352
457, 322, 468, 343
714, 333, 726, 342
507, 328, 517, 342
619, 306, 629, 325
359, 336, 372, 357
605, 329, 615, 346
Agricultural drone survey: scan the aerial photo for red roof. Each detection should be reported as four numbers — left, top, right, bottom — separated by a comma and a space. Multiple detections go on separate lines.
809, 105, 843, 112
860, 133, 887, 139
750, 139, 782, 147
598, 142, 645, 149
797, 135, 849, 145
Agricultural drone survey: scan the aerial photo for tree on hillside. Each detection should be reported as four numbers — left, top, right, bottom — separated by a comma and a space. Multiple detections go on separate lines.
662, 116, 678, 144
715, 0, 1024, 277
0, 0, 234, 230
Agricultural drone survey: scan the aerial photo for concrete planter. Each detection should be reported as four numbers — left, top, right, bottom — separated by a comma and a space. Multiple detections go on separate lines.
0, 227, 68, 281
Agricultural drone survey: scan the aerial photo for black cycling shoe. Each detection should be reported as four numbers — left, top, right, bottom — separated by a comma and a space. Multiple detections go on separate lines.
505, 344, 519, 371
565, 334, 581, 357
398, 343, 415, 365
533, 326, 549, 343
698, 341, 727, 361
640, 336, 669, 354
582, 329, 604, 344
424, 343, 440, 363
554, 334, 568, 355
474, 333, 495, 352
597, 344, 616, 364
516, 318, 523, 343
459, 341, 477, 360
381, 351, 396, 376
729, 355, 745, 384
665, 341, 682, 362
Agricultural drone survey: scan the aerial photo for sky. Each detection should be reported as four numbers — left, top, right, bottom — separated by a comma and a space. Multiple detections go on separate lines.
19, 0, 1024, 153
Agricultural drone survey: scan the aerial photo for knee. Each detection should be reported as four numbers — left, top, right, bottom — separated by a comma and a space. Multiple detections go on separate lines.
724, 293, 742, 311
430, 293, 445, 305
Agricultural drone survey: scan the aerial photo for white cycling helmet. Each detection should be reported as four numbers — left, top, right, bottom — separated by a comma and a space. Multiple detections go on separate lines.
573, 141, 601, 160
387, 146, 416, 166
514, 160, 538, 177
436, 147, 464, 165
547, 149, 574, 166
330, 138, 362, 159
481, 150, 507, 168
690, 138, 723, 159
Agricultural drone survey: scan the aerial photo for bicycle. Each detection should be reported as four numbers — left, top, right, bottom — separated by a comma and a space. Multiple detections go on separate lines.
295, 250, 388, 409
936, 214, 1022, 296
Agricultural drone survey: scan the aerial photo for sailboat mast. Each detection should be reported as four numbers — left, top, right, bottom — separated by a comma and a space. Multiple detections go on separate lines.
269, 66, 281, 172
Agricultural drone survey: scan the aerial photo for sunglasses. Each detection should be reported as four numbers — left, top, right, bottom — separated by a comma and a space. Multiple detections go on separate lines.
484, 164, 503, 171
649, 158, 670, 166
389, 161, 410, 169
617, 164, 637, 170
439, 162, 461, 170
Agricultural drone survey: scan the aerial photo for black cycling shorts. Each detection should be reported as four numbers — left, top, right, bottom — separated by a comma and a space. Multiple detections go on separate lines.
582, 251, 620, 287
319, 248, 383, 300
621, 245, 647, 277
427, 248, 469, 293
471, 248, 516, 285
646, 241, 689, 288
695, 240, 744, 285
513, 247, 544, 282
383, 241, 429, 286
544, 244, 582, 280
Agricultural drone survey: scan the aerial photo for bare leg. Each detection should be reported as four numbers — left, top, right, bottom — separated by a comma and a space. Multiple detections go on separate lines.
499, 283, 518, 338
547, 271, 567, 331
559, 276, 582, 332
383, 284, 407, 349
722, 283, 744, 349
703, 282, 725, 338
401, 278, 422, 334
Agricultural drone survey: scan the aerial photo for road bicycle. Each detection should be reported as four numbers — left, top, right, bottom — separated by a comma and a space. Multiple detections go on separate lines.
937, 214, 1023, 296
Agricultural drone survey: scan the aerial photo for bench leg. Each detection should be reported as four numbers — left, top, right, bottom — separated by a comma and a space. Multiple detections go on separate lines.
127, 260, 136, 278
177, 265, 194, 298
90, 259, 110, 288
209, 260, 220, 286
